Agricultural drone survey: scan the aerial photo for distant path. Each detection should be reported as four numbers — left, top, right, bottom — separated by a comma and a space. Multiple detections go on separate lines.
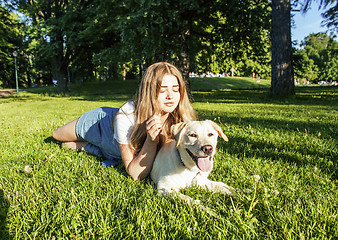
0, 89, 23, 98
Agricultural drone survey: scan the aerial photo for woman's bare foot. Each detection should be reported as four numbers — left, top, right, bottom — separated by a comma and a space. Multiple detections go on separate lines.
61, 141, 88, 151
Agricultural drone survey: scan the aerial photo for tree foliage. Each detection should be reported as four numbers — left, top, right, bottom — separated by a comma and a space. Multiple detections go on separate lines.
1, 0, 274, 92
295, 0, 338, 31
0, 0, 336, 93
294, 32, 338, 82
0, 4, 24, 88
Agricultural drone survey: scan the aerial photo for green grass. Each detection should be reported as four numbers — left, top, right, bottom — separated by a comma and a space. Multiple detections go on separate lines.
0, 78, 337, 239
190, 77, 271, 91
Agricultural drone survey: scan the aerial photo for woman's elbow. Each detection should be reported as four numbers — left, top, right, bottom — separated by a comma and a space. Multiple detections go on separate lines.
129, 173, 140, 181
127, 168, 148, 181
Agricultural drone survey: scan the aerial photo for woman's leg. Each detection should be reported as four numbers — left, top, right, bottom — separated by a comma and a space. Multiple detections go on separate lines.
53, 118, 87, 150
53, 118, 79, 142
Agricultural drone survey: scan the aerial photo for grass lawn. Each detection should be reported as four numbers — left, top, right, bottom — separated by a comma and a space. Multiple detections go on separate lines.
0, 78, 337, 239
190, 76, 271, 91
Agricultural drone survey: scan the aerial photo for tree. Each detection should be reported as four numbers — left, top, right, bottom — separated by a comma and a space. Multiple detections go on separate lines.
294, 32, 338, 82
293, 48, 319, 82
323, 38, 338, 81
116, 0, 217, 88
4, 0, 274, 91
18, 0, 75, 93
322, 2, 338, 30
0, 5, 24, 88
208, 0, 271, 78
299, 0, 338, 30
271, 0, 295, 97
270, 0, 336, 97
75, 0, 127, 82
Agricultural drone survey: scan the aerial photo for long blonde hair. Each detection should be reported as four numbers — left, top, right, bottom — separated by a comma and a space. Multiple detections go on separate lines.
131, 62, 196, 152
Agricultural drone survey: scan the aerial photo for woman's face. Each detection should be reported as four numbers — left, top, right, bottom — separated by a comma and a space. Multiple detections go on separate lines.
157, 74, 180, 114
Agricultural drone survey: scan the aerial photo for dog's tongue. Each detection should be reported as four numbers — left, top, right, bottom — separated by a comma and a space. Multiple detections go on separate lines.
196, 156, 212, 172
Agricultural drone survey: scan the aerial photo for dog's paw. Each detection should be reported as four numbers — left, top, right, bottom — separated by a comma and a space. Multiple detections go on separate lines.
222, 185, 235, 196
208, 181, 235, 196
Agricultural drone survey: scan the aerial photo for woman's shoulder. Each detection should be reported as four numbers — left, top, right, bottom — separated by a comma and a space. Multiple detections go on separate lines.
119, 100, 135, 114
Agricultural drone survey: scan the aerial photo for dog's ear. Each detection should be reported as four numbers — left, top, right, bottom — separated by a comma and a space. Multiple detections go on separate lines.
206, 120, 229, 142
171, 121, 191, 147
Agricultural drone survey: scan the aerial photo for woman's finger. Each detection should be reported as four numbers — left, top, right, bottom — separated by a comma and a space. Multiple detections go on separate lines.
146, 115, 162, 130
146, 113, 161, 125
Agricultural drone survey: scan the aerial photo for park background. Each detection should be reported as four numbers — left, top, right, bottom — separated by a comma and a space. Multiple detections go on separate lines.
0, 0, 337, 239
0, 0, 337, 92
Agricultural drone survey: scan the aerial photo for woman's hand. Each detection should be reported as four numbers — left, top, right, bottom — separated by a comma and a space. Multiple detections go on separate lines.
145, 114, 163, 142
121, 113, 170, 180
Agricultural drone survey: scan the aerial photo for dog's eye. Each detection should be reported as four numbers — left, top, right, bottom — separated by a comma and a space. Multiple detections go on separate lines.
189, 133, 197, 138
208, 133, 214, 137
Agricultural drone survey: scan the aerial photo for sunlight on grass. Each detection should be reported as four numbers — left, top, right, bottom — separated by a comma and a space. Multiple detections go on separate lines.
0, 79, 337, 238
190, 77, 270, 91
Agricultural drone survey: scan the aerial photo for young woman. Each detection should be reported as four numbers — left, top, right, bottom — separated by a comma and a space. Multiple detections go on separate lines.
53, 62, 196, 180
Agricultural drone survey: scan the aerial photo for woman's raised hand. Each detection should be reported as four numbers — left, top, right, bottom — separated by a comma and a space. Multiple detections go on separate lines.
145, 114, 163, 143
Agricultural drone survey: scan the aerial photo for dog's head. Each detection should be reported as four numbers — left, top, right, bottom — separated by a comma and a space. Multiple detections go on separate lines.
171, 120, 228, 172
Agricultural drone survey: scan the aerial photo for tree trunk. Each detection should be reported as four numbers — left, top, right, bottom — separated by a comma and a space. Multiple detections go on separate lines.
52, 55, 69, 93
271, 0, 295, 97
180, 48, 190, 91
51, 29, 69, 93
180, 19, 191, 94
26, 68, 32, 87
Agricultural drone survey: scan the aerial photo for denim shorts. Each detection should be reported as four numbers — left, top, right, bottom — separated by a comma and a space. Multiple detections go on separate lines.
76, 107, 121, 166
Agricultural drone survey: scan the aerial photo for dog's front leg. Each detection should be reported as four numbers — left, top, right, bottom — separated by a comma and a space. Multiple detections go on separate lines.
192, 174, 235, 195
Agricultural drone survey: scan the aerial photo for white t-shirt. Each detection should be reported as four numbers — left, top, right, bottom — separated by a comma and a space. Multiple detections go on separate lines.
113, 100, 136, 144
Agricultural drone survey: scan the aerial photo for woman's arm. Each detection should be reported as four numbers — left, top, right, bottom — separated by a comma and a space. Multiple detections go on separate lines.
119, 138, 158, 180
119, 114, 165, 180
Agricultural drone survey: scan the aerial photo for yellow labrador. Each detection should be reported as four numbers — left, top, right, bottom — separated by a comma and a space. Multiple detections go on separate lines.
151, 120, 234, 204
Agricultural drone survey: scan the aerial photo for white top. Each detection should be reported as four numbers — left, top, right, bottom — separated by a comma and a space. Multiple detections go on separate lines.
114, 100, 136, 144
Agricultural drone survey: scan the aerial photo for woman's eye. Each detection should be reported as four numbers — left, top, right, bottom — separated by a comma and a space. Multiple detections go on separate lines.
208, 133, 214, 137
189, 133, 197, 138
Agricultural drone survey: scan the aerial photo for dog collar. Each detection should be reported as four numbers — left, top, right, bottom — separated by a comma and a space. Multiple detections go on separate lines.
176, 148, 186, 167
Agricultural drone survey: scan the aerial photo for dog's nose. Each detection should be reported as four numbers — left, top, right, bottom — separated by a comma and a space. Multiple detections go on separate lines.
201, 145, 213, 155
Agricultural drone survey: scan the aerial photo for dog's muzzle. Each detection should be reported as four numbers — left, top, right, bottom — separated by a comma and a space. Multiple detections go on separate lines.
186, 148, 213, 172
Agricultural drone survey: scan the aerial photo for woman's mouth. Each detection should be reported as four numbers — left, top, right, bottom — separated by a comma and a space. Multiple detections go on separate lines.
164, 102, 175, 107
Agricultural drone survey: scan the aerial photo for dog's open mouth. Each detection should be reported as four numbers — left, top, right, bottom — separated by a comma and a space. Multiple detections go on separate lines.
186, 149, 212, 172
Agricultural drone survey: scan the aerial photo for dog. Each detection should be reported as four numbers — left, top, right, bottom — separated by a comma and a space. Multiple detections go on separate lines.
150, 120, 235, 205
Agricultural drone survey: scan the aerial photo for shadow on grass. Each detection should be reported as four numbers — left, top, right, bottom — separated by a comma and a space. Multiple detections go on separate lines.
196, 96, 337, 177
197, 105, 337, 176
44, 137, 130, 177
0, 189, 10, 239
44, 136, 59, 145
222, 134, 337, 179
19, 80, 337, 108
213, 114, 336, 141
31, 84, 337, 180
25, 80, 138, 99
192, 86, 337, 107
70, 93, 132, 103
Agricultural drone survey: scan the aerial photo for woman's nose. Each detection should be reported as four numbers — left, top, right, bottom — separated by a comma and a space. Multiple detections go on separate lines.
166, 90, 173, 99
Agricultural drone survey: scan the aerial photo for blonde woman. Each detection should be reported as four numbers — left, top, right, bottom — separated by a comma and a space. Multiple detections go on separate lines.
53, 62, 196, 180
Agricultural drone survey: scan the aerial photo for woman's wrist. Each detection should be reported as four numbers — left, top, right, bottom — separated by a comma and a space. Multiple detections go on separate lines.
145, 135, 159, 146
